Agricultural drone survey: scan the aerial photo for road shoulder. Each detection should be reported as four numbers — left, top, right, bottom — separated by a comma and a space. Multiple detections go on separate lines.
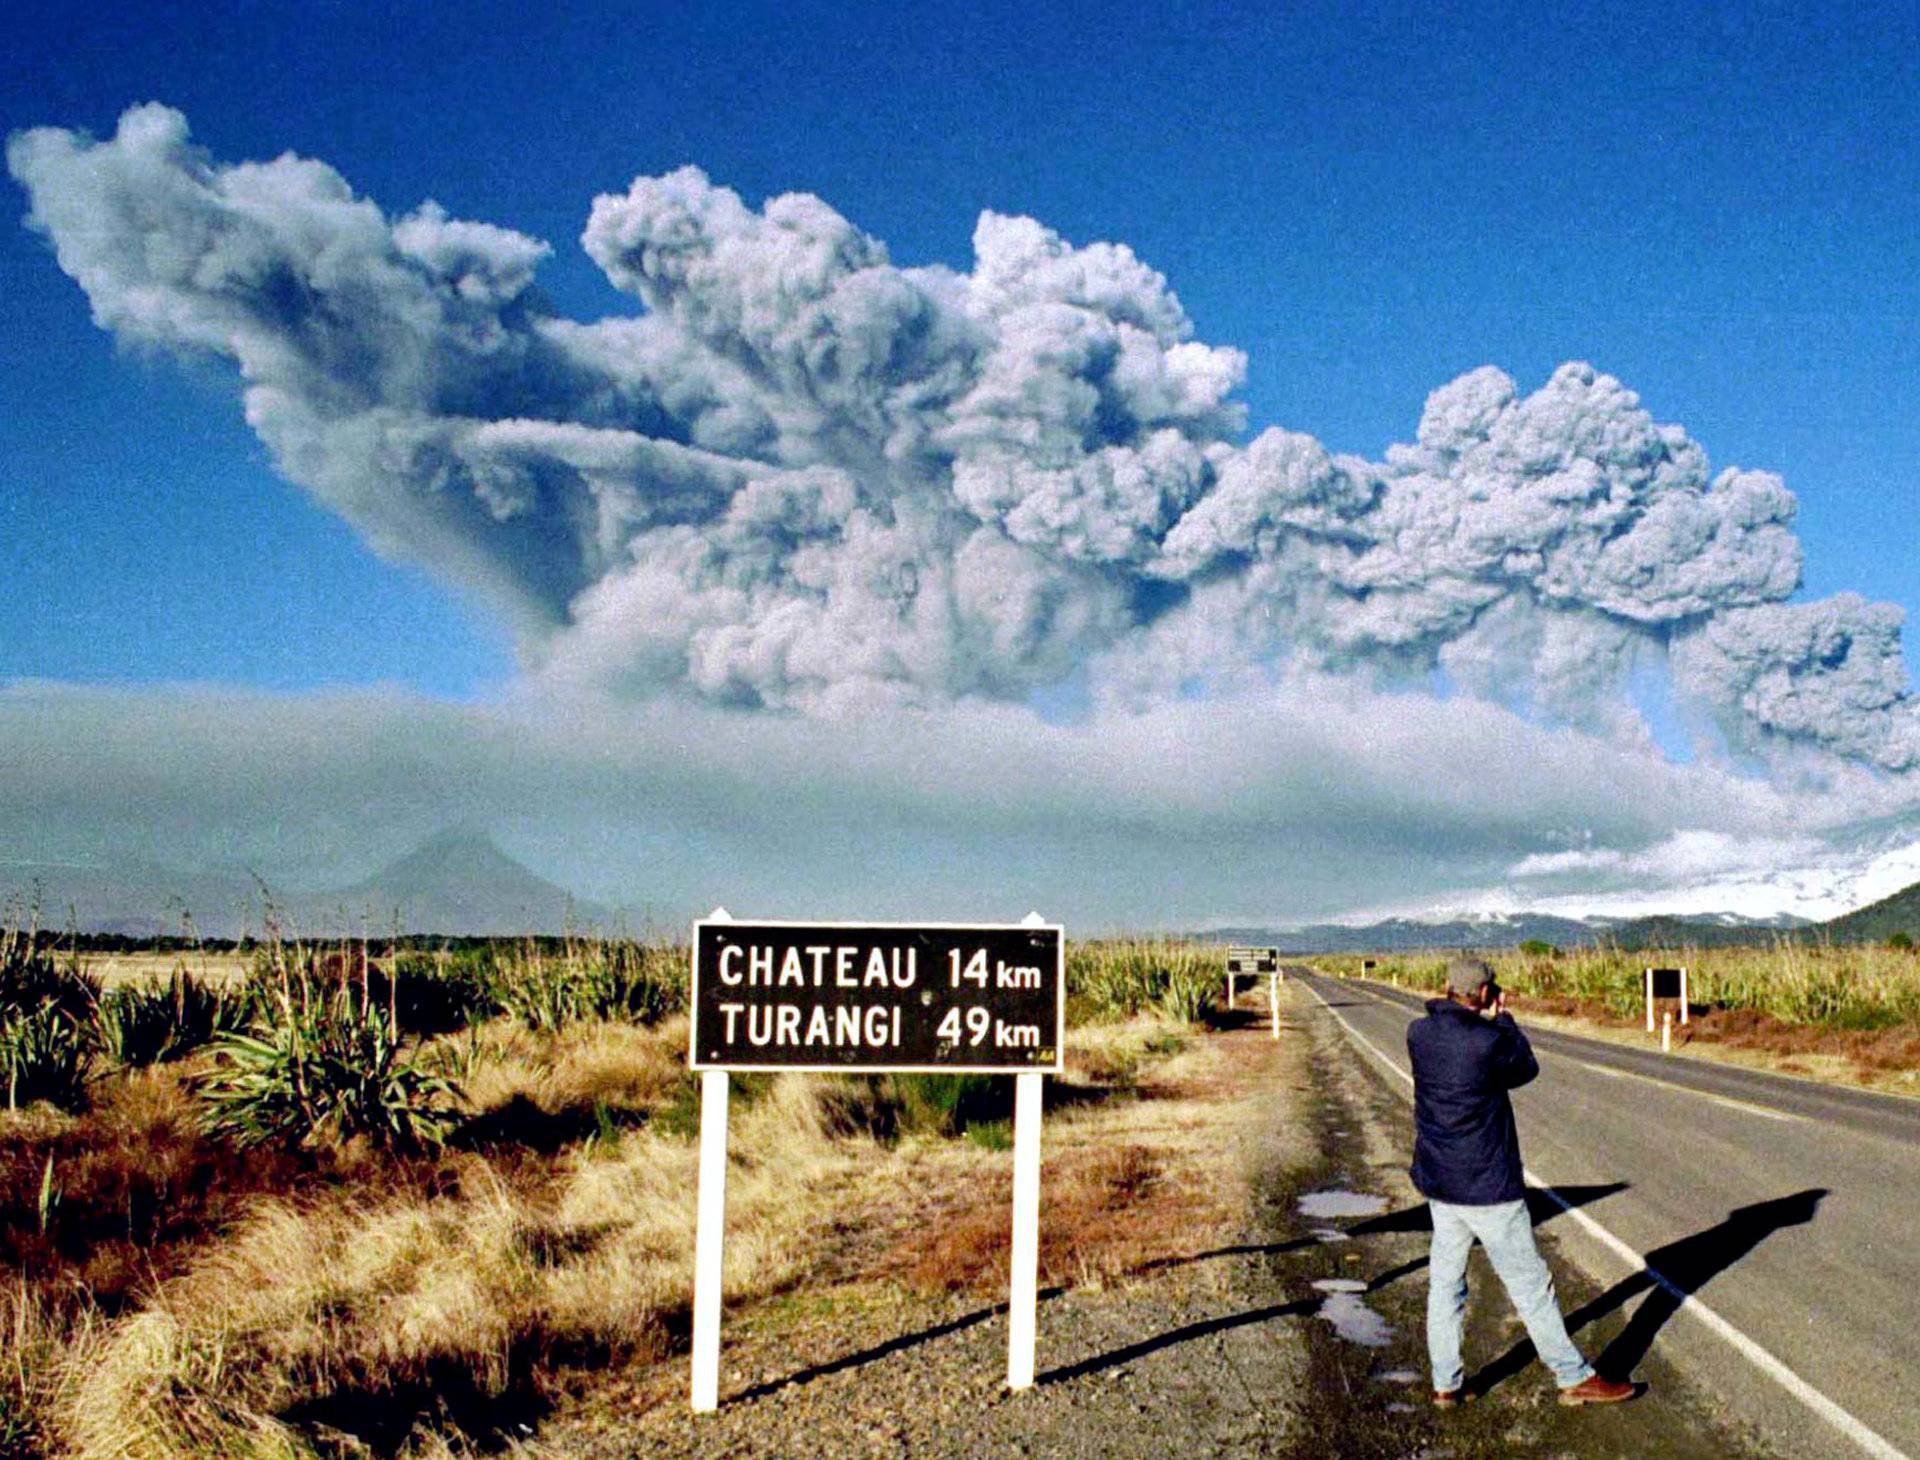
1293, 976, 1781, 1460
544, 1016, 1323, 1458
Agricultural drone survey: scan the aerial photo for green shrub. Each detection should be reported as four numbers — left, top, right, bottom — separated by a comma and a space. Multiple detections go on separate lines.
382, 952, 501, 1035
892, 1073, 1011, 1137
965, 1119, 1013, 1151
0, 936, 99, 1026
1158, 967, 1216, 1025
1067, 939, 1219, 1025
0, 1005, 91, 1111
491, 940, 684, 1032
1890, 932, 1915, 952
95, 969, 242, 1067
651, 1075, 702, 1140
0, 936, 97, 1110
1519, 939, 1561, 958
196, 958, 459, 1151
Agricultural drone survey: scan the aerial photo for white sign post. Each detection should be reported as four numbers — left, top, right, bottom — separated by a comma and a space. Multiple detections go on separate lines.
690, 907, 735, 1414
690, 1064, 730, 1412
1268, 970, 1281, 1040
1007, 1066, 1044, 1389
686, 909, 1064, 1411
1006, 909, 1049, 1392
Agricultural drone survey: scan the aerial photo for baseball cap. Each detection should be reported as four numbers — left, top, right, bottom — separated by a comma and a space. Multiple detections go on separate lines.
1446, 957, 1495, 998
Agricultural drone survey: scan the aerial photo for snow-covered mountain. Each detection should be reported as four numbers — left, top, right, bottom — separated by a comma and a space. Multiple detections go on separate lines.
1205, 908, 1814, 955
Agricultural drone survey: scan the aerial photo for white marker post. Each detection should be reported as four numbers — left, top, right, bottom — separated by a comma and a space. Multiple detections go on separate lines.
1646, 966, 1688, 1040
1662, 1010, 1673, 1054
1268, 971, 1281, 1039
1225, 970, 1237, 1009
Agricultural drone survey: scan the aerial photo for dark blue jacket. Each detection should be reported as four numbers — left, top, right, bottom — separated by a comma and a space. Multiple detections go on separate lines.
1407, 998, 1537, 1206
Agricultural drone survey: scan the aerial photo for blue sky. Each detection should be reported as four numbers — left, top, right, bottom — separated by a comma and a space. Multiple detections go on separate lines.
3, 0, 1918, 926
6, 0, 1915, 693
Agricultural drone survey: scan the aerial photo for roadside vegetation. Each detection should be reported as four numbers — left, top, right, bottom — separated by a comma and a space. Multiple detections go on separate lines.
1327, 939, 1920, 1086
0, 928, 1230, 1460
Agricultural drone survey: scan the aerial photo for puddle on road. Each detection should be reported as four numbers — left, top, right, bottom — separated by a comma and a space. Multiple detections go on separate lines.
1297, 1188, 1388, 1220
1373, 1368, 1421, 1386
1311, 1227, 1348, 1243
1311, 1278, 1396, 1348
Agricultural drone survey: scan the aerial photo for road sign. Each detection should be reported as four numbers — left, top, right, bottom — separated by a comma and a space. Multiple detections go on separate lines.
688, 912, 1062, 1413
1644, 966, 1690, 1033
690, 920, 1064, 1074
1222, 947, 1284, 1034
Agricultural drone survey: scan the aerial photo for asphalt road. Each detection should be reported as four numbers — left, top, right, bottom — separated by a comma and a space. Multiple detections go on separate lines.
1294, 969, 1920, 1460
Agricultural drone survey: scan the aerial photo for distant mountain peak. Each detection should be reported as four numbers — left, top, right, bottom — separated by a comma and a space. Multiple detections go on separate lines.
353, 826, 533, 886
325, 828, 612, 934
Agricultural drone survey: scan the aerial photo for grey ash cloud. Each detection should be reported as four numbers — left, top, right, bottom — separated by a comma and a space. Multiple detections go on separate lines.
9, 103, 1918, 775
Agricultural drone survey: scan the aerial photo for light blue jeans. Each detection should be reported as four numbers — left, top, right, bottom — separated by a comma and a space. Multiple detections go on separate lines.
1427, 1196, 1594, 1392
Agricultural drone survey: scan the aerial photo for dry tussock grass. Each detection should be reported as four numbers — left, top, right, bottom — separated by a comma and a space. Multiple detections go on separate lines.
23, 981, 1218, 1458
2, 1281, 90, 1458
1, 1067, 315, 1313
882, 1015, 1243, 1297
457, 1016, 690, 1119
51, 1026, 886, 1460
83, 952, 252, 991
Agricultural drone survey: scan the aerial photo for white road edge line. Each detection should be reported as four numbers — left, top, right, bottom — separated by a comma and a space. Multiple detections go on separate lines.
1300, 975, 1910, 1460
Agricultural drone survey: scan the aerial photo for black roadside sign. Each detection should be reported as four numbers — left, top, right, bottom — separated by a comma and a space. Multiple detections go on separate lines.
1649, 967, 1684, 1000
1227, 945, 1279, 974
690, 921, 1064, 1074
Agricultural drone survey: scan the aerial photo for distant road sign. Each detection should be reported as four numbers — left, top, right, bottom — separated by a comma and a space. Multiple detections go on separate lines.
690, 921, 1064, 1073
1227, 946, 1279, 974
1644, 965, 1691, 1033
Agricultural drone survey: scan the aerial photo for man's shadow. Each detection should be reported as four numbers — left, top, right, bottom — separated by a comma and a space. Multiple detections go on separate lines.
1035, 1183, 1627, 1385
735, 1184, 1630, 1402
1467, 1188, 1827, 1396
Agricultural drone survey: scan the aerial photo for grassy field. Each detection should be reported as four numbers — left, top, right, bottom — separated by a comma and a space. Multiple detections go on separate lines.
1321, 940, 1920, 1090
80, 949, 254, 989
0, 931, 1229, 1460
14, 929, 1913, 1455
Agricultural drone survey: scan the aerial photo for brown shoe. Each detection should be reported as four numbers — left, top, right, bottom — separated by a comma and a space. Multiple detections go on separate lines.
1558, 1375, 1639, 1406
1432, 1389, 1469, 1408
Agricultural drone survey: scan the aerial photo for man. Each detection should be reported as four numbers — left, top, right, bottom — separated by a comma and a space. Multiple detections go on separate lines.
1406, 956, 1636, 1408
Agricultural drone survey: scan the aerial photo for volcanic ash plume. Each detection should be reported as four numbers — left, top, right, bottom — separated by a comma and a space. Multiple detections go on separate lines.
10, 104, 1917, 772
